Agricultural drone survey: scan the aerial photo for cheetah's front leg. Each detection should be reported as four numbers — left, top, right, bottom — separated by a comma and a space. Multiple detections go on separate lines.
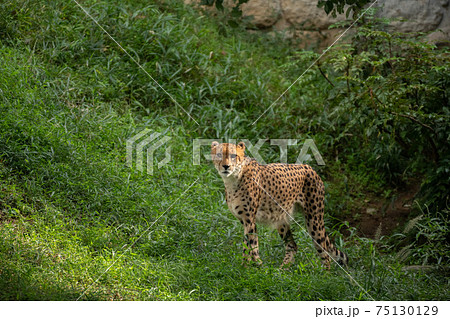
242, 220, 262, 265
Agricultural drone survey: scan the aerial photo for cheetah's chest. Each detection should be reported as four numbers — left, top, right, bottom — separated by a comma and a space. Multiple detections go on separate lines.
226, 189, 250, 220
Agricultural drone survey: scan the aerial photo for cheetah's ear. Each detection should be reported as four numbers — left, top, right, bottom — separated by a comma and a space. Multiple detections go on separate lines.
211, 141, 219, 149
237, 141, 245, 151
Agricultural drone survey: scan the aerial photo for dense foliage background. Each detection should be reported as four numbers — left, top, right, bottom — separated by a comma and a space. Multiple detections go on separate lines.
0, 0, 448, 300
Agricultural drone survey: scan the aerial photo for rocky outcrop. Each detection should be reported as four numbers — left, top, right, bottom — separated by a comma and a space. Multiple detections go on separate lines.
240, 0, 282, 28
277, 0, 342, 29
378, 0, 447, 33
377, 0, 450, 45
187, 0, 450, 48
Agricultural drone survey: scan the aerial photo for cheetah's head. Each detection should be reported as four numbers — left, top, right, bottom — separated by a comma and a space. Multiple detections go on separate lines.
211, 141, 246, 178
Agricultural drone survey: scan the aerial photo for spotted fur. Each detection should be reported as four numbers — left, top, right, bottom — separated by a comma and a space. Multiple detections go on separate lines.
211, 141, 348, 268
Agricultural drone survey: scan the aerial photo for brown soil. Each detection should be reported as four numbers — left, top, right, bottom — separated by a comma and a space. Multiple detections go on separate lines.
344, 183, 421, 239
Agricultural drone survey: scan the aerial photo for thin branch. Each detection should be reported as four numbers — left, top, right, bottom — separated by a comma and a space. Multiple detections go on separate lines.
365, 85, 436, 134
389, 112, 436, 134
317, 65, 335, 87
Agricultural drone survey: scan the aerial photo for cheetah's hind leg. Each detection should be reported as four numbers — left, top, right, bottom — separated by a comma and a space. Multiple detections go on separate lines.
277, 224, 298, 269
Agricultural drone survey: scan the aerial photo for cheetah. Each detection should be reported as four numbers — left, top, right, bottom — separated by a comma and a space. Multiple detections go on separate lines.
211, 141, 348, 269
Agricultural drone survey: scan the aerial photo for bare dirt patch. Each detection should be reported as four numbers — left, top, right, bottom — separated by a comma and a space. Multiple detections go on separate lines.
345, 183, 420, 239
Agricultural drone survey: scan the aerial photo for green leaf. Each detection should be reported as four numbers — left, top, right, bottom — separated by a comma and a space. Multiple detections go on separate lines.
215, 0, 224, 11
324, 1, 334, 14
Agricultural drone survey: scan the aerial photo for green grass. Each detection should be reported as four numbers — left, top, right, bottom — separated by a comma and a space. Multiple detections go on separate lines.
0, 0, 448, 300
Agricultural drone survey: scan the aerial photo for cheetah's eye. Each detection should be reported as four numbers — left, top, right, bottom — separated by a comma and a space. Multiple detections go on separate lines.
230, 154, 237, 159
215, 153, 222, 159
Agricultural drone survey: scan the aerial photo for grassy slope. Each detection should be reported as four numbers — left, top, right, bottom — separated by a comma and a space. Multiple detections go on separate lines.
0, 0, 448, 300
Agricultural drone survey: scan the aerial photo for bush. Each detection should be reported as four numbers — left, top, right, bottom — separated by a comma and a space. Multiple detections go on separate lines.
309, 12, 450, 211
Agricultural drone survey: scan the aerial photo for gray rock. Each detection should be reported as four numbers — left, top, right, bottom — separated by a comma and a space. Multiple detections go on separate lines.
377, 0, 448, 33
